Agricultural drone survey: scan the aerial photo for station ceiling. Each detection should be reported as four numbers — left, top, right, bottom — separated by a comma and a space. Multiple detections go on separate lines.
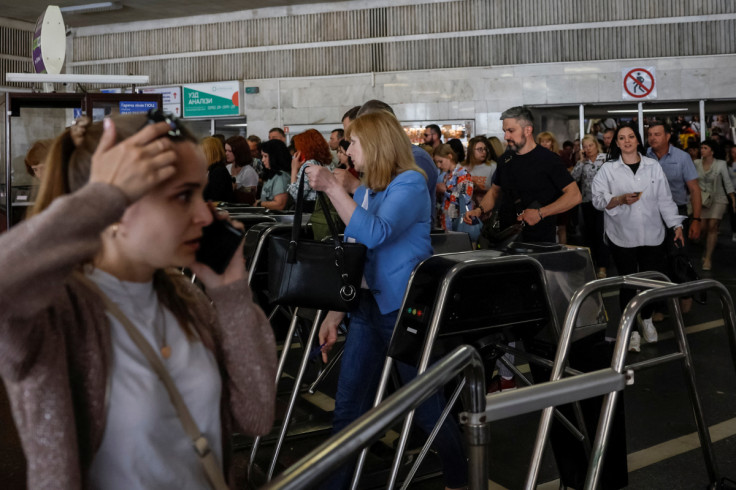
0, 0, 344, 27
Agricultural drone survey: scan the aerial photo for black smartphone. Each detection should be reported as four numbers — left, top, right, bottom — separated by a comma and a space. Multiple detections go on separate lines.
195, 218, 245, 274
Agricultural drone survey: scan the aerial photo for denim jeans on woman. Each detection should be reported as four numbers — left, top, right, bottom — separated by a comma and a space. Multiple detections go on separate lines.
320, 291, 468, 489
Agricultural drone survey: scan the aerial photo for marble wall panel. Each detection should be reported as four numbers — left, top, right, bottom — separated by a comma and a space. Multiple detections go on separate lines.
426, 102, 450, 120
449, 100, 476, 119
316, 74, 373, 87
244, 109, 278, 140
282, 107, 310, 124
245, 86, 280, 110
522, 76, 548, 104
597, 72, 622, 103
391, 103, 412, 121
280, 79, 312, 90
655, 69, 684, 100
679, 69, 711, 99
242, 54, 736, 140
573, 74, 601, 104
486, 77, 524, 99
477, 67, 515, 79
308, 106, 341, 124
546, 75, 575, 104
513, 62, 567, 78
279, 88, 294, 109
383, 83, 415, 105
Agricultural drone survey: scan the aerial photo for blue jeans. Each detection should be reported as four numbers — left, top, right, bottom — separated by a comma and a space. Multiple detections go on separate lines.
321, 292, 468, 489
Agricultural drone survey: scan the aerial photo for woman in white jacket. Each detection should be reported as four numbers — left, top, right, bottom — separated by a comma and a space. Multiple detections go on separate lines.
592, 122, 684, 353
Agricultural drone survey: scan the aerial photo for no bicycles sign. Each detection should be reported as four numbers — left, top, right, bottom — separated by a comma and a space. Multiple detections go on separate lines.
622, 67, 657, 100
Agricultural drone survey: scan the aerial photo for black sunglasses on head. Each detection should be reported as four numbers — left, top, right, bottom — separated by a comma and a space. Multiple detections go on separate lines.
143, 108, 184, 139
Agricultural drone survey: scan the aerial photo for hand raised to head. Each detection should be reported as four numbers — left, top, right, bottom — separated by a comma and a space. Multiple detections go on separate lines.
89, 118, 177, 203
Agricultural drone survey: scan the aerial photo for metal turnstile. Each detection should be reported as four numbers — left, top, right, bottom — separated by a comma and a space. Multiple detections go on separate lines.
351, 246, 605, 489
245, 220, 327, 484
526, 273, 736, 490
249, 229, 476, 484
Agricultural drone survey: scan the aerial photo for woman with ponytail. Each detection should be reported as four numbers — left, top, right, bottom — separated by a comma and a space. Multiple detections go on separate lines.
0, 113, 276, 489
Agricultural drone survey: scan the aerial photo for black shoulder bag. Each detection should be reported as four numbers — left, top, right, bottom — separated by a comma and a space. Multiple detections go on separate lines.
268, 171, 367, 311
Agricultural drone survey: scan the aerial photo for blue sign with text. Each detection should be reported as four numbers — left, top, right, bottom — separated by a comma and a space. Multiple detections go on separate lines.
119, 101, 159, 114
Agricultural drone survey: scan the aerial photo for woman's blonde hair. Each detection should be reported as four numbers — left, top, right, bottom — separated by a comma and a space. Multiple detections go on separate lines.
346, 111, 425, 191
536, 131, 560, 154
487, 136, 505, 161
433, 143, 458, 163
200, 136, 225, 166
581, 134, 602, 158
30, 113, 202, 338
24, 139, 53, 176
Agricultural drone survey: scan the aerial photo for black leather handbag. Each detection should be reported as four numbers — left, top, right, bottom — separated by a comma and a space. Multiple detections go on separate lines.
268, 172, 366, 311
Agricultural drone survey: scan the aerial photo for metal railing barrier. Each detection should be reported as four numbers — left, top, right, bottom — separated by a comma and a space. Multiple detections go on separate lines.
263, 344, 629, 490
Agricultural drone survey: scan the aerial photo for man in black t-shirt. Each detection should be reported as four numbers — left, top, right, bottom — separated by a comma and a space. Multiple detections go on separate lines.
465, 106, 581, 243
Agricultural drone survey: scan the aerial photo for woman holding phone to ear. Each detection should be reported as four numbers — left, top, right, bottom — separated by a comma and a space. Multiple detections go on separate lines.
592, 122, 683, 353
304, 111, 468, 490
0, 113, 276, 489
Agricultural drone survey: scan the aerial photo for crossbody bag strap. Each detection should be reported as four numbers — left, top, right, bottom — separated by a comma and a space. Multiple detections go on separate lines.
75, 273, 229, 490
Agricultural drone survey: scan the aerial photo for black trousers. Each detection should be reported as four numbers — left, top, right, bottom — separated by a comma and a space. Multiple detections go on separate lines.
581, 202, 610, 268
606, 236, 667, 319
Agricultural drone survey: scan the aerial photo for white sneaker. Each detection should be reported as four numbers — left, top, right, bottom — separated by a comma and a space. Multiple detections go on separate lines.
641, 318, 658, 343
629, 331, 641, 353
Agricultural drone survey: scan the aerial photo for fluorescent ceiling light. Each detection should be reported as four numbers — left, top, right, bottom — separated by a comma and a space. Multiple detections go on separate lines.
60, 2, 122, 14
6, 73, 149, 84
607, 108, 690, 114
223, 123, 248, 127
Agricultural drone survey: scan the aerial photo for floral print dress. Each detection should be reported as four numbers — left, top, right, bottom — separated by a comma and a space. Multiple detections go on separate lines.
440, 164, 475, 231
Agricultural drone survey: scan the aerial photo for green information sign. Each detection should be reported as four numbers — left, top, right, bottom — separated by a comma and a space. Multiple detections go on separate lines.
182, 81, 240, 118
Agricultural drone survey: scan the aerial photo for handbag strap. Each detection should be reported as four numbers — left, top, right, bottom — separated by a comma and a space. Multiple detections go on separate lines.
288, 165, 308, 261
288, 168, 357, 302
75, 273, 229, 490
317, 191, 357, 302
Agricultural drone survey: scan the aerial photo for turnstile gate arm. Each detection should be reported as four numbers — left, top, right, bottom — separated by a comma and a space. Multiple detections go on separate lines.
585, 279, 736, 490
264, 345, 488, 490
525, 271, 670, 489
384, 255, 556, 490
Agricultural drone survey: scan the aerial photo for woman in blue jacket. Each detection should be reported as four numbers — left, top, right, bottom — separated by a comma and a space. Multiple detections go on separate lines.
305, 111, 467, 490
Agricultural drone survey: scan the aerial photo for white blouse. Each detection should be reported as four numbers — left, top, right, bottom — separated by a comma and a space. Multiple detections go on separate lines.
87, 268, 222, 490
226, 163, 259, 189
591, 154, 684, 247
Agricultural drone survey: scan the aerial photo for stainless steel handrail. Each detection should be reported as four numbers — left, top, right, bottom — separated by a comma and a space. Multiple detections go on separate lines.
263, 344, 628, 490
526, 271, 671, 488
585, 278, 736, 490
263, 344, 487, 490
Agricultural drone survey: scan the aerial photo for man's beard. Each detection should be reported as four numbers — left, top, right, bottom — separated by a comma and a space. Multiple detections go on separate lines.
507, 135, 527, 153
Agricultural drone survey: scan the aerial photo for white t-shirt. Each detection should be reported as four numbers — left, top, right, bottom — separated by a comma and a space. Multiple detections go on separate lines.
226, 163, 259, 189
87, 268, 222, 490
466, 162, 496, 191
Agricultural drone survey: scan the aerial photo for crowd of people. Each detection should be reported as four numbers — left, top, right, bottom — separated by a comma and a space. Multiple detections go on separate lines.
200, 109, 735, 356
5, 100, 735, 489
